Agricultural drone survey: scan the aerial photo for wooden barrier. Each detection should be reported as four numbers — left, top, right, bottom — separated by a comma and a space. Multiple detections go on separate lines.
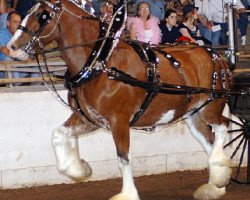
0, 57, 66, 89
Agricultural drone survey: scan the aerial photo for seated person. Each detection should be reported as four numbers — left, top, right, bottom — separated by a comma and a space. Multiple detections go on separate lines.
0, 11, 28, 79
127, 1, 161, 44
160, 9, 181, 44
134, 0, 166, 21
100, 1, 114, 23
178, 3, 211, 45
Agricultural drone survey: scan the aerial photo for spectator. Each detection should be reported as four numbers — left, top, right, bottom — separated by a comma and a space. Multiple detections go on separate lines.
127, 1, 161, 44
0, 11, 28, 79
160, 9, 181, 44
194, 0, 213, 45
100, 1, 114, 23
238, 0, 249, 45
180, 0, 190, 5
13, 0, 36, 19
208, 0, 245, 46
80, 0, 96, 15
178, 3, 211, 45
134, 0, 165, 20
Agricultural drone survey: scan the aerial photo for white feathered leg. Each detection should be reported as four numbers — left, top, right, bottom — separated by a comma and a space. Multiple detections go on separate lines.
109, 157, 140, 200
52, 125, 91, 182
193, 125, 232, 200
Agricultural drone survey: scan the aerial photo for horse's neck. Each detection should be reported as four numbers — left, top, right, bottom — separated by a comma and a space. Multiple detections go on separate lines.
58, 1, 99, 76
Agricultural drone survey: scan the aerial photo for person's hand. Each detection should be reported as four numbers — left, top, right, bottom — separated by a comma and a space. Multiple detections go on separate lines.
206, 21, 213, 30
196, 40, 204, 46
238, 8, 245, 14
6, 7, 15, 12
9, 49, 29, 60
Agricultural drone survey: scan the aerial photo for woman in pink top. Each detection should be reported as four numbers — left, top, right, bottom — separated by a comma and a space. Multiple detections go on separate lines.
127, 1, 161, 44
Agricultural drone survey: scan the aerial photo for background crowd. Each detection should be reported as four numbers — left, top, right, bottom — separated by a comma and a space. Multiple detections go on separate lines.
0, 0, 249, 80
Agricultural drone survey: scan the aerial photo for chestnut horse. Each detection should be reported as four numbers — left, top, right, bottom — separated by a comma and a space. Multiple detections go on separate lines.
8, 0, 232, 199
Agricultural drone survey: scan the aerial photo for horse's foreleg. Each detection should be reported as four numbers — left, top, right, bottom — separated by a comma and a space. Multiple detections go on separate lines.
52, 113, 96, 182
109, 122, 140, 200
186, 115, 232, 200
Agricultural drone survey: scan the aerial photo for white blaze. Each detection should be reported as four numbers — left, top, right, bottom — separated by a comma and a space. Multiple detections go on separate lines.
8, 3, 41, 50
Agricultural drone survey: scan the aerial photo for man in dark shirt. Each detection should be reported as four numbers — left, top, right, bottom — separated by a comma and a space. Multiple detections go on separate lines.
160, 9, 181, 44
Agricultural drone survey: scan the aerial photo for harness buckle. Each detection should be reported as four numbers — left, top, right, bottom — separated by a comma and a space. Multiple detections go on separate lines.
50, 11, 56, 18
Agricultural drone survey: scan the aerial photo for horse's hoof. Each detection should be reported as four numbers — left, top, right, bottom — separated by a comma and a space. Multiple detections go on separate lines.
109, 193, 140, 200
193, 184, 225, 200
61, 159, 92, 182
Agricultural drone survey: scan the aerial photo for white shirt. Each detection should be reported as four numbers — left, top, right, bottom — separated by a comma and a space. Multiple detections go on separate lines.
196, 0, 245, 23
195, 0, 212, 21
144, 29, 153, 43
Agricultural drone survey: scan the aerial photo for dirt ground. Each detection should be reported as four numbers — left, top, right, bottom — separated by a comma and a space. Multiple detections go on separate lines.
1, 169, 250, 200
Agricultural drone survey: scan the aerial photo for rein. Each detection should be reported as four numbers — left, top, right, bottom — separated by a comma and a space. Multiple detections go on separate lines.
34, 49, 97, 124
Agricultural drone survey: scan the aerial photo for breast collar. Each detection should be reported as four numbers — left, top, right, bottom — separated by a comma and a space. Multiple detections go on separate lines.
65, 1, 128, 89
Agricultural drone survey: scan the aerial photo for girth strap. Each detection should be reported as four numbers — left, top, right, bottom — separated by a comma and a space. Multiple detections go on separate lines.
124, 40, 160, 125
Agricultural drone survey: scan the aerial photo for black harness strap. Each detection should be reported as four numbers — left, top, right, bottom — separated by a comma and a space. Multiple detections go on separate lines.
124, 40, 160, 125
63, 0, 128, 126
154, 48, 180, 68
154, 47, 192, 102
65, 0, 127, 89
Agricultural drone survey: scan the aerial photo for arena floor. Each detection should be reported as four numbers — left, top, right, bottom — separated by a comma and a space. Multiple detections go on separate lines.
1, 168, 250, 200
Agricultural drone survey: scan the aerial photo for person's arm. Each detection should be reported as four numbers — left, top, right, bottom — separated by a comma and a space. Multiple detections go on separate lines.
0, 45, 29, 60
0, 0, 7, 14
0, 46, 11, 56
179, 28, 196, 43
236, 0, 246, 13
12, 0, 19, 9
129, 22, 138, 40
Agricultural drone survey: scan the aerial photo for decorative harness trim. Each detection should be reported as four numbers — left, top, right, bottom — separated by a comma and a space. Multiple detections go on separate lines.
124, 40, 160, 125
65, 0, 128, 88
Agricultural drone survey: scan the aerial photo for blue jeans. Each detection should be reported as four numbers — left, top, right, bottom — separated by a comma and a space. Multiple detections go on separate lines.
238, 13, 248, 37
211, 29, 221, 46
0, 71, 5, 78
12, 72, 28, 79
214, 22, 228, 46
198, 23, 212, 42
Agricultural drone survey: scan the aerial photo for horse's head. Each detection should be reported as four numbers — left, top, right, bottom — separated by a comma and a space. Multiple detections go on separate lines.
8, 0, 61, 57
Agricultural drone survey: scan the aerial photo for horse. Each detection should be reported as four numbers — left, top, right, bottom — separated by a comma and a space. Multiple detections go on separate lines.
8, 0, 233, 199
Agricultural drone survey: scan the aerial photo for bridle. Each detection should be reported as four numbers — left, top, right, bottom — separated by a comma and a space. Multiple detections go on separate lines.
17, 1, 61, 55
17, 0, 99, 55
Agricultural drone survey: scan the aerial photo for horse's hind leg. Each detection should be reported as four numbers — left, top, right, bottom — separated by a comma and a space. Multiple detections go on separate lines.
109, 120, 140, 200
185, 112, 232, 200
52, 112, 97, 182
